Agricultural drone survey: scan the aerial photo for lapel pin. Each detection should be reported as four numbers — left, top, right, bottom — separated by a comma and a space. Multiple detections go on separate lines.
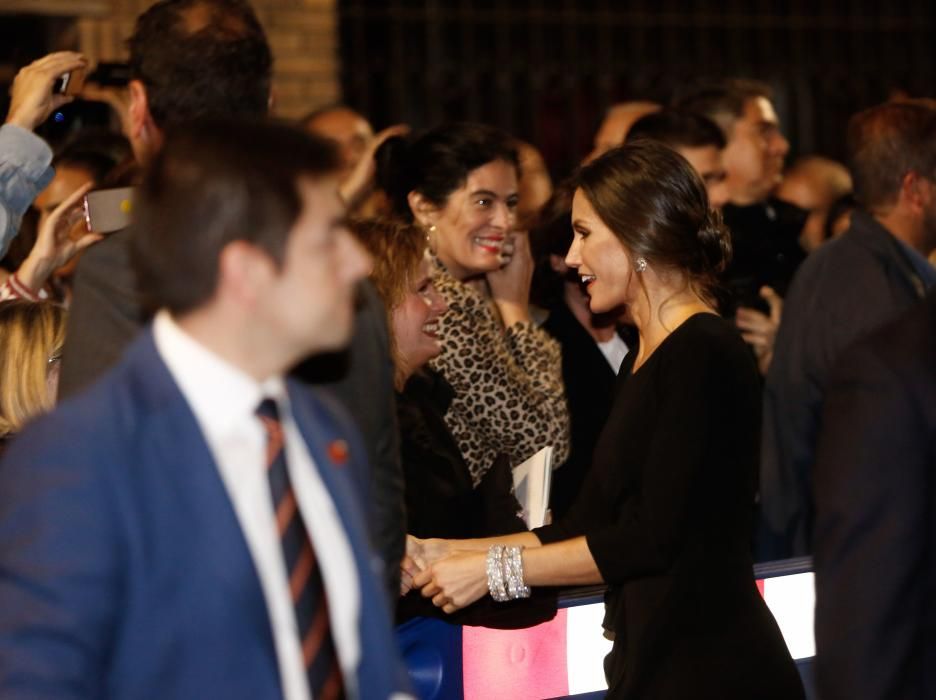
328, 439, 349, 466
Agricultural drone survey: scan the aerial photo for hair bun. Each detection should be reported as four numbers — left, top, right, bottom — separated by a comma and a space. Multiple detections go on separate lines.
696, 208, 732, 276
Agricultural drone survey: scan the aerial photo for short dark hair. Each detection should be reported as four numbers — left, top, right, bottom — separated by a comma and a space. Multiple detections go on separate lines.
54, 129, 132, 182
378, 122, 519, 221
572, 141, 731, 304
131, 119, 340, 314
128, 0, 272, 130
674, 78, 773, 135
626, 109, 726, 151
846, 101, 936, 210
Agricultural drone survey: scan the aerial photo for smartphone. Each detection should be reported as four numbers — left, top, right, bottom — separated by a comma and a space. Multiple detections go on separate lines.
53, 67, 87, 97
83, 187, 135, 234
86, 62, 131, 87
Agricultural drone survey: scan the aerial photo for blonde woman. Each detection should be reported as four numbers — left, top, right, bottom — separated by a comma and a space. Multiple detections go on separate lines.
0, 300, 66, 451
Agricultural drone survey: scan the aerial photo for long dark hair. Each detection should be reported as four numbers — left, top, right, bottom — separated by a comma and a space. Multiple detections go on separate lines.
572, 141, 731, 304
377, 122, 519, 221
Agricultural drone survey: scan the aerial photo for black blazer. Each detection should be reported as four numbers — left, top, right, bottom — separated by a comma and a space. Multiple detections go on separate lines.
759, 210, 932, 560
720, 197, 808, 315
814, 289, 936, 700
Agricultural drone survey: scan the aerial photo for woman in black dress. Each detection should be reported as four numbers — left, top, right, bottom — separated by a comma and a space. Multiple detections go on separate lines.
410, 141, 804, 699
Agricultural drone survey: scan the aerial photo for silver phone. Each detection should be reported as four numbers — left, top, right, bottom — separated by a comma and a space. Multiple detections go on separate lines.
83, 187, 135, 234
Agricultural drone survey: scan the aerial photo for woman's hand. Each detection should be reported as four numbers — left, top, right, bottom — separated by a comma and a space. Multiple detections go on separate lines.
406, 534, 453, 569
16, 183, 101, 293
487, 231, 533, 327
399, 554, 422, 596
413, 550, 489, 614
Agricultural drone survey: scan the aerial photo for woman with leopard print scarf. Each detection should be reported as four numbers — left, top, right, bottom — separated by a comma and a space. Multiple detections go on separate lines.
379, 122, 570, 485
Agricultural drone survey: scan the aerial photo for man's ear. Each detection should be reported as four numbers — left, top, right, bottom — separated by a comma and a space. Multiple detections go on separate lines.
901, 171, 931, 214
127, 80, 150, 142
217, 240, 274, 307
128, 79, 164, 153
408, 191, 437, 228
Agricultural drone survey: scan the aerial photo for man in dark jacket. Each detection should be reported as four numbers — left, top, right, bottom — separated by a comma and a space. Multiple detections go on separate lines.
758, 101, 936, 560
678, 79, 807, 310
813, 289, 936, 700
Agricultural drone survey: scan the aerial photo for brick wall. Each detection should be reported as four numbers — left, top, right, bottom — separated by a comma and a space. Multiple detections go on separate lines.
6, 0, 340, 119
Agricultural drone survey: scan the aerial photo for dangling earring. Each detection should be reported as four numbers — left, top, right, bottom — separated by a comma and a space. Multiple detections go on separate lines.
426, 224, 437, 253
635, 256, 648, 273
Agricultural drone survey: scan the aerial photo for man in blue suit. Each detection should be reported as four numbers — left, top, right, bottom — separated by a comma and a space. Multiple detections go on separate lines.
0, 119, 412, 700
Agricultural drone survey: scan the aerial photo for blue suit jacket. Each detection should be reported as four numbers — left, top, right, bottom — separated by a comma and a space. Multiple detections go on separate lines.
0, 330, 410, 699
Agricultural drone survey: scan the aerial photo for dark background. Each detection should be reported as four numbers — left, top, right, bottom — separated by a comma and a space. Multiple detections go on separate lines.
3, 2, 934, 178
339, 0, 936, 178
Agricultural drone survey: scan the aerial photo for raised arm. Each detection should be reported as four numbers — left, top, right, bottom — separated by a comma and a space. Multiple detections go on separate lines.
1, 52, 87, 256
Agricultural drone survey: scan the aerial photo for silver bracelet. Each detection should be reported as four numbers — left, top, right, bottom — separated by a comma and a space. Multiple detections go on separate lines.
486, 545, 510, 602
504, 545, 531, 600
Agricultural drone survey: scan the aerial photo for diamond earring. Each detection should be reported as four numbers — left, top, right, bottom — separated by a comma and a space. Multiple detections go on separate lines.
635, 257, 648, 273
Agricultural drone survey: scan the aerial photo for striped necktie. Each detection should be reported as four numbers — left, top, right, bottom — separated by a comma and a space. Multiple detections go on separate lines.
256, 398, 345, 700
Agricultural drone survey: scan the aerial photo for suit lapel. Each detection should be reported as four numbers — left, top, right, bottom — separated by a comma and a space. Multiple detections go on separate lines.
126, 332, 279, 668
285, 383, 366, 539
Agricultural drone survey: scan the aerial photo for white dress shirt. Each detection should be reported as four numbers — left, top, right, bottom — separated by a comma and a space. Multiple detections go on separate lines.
597, 334, 629, 375
153, 310, 361, 699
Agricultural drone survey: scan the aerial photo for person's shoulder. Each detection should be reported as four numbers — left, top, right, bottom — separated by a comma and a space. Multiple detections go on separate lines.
287, 380, 363, 441
840, 291, 936, 379
782, 223, 887, 312
663, 313, 752, 371
675, 312, 742, 346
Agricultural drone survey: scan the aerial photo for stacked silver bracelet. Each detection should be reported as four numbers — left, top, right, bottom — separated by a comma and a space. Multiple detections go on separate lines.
486, 544, 531, 602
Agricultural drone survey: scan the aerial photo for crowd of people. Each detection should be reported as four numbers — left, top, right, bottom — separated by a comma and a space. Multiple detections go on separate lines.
0, 0, 934, 698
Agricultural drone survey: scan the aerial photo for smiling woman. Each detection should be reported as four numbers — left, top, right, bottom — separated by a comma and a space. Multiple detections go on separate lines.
352, 218, 552, 626
409, 141, 805, 699
379, 123, 570, 485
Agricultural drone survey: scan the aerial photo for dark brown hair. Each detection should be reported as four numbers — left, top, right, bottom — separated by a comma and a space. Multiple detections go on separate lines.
378, 122, 519, 221
626, 109, 727, 151
572, 140, 731, 303
131, 119, 339, 314
847, 101, 936, 211
128, 0, 272, 130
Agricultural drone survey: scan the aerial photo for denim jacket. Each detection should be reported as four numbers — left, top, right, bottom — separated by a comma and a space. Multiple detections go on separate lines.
0, 124, 53, 258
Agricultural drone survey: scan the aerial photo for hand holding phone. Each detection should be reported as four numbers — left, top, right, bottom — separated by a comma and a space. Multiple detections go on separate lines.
15, 182, 100, 293
83, 187, 136, 234
4, 51, 87, 131
53, 66, 87, 97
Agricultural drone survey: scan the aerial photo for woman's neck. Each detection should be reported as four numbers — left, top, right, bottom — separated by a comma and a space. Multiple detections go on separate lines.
630, 287, 714, 372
